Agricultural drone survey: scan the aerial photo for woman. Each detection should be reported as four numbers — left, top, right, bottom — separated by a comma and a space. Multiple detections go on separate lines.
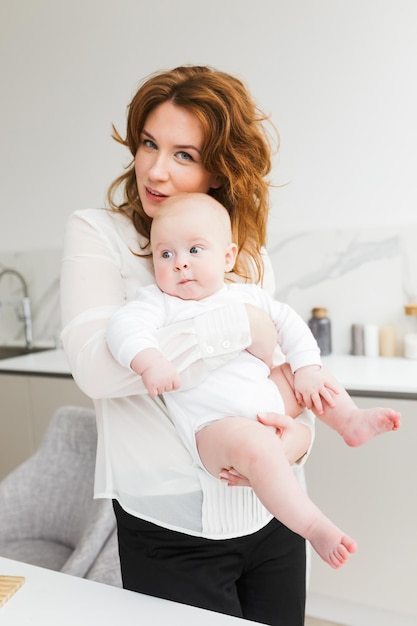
60, 65, 314, 625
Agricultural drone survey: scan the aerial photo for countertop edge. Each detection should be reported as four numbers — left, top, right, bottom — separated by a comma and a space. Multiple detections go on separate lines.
0, 350, 416, 397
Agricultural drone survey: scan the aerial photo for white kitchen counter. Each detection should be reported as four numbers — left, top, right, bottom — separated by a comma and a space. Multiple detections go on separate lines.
0, 349, 71, 378
0, 349, 416, 397
321, 354, 417, 398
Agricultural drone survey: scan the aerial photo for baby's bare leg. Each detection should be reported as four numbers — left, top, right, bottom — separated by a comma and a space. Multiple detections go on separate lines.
270, 363, 401, 446
196, 417, 357, 568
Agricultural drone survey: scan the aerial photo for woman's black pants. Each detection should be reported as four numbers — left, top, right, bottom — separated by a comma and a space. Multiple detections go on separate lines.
113, 501, 306, 626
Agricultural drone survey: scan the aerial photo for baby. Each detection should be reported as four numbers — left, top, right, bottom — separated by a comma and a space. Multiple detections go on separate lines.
107, 192, 400, 568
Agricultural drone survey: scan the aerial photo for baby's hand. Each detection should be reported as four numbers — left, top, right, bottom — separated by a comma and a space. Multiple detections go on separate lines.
131, 349, 181, 397
294, 365, 338, 414
141, 356, 181, 398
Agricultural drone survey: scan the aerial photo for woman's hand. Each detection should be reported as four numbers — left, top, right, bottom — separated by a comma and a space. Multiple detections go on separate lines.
219, 467, 251, 487
257, 412, 312, 465
219, 411, 312, 486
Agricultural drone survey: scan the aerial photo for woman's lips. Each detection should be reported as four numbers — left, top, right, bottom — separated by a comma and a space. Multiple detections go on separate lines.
145, 187, 168, 202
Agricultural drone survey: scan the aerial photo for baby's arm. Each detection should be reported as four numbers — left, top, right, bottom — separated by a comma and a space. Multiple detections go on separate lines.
130, 348, 181, 398
241, 292, 338, 413
124, 302, 277, 398
255, 293, 338, 413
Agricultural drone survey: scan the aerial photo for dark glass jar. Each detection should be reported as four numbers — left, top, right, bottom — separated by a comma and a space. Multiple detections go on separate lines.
308, 307, 332, 356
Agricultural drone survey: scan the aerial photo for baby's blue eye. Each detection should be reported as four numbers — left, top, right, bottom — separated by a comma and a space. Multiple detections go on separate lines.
162, 251, 172, 259
190, 246, 202, 254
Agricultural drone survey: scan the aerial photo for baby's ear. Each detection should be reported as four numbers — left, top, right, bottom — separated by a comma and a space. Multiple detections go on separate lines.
225, 243, 238, 272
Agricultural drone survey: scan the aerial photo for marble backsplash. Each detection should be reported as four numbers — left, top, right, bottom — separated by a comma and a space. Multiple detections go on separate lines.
268, 222, 417, 355
0, 223, 416, 356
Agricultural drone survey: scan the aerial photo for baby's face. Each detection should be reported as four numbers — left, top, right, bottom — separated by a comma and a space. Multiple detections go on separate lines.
151, 196, 236, 300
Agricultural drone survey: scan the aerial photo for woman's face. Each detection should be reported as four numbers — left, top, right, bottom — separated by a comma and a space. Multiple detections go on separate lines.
135, 101, 220, 219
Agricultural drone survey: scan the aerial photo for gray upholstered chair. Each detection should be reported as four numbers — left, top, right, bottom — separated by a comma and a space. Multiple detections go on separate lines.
0, 405, 122, 587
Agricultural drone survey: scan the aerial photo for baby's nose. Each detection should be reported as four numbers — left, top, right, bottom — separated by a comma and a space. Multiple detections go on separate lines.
175, 258, 189, 270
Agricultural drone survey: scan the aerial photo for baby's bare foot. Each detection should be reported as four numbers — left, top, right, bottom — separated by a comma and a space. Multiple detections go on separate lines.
308, 520, 357, 568
342, 408, 401, 447
327, 535, 358, 569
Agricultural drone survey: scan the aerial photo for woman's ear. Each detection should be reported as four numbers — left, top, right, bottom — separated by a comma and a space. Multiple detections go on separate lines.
209, 174, 222, 190
225, 243, 238, 272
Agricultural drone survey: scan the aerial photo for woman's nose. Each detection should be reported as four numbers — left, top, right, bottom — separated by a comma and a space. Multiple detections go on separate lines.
148, 154, 169, 181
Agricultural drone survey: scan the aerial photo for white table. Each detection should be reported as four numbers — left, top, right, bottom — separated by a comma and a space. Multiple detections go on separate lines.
0, 557, 256, 625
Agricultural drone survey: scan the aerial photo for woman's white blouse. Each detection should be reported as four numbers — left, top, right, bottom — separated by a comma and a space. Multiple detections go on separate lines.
60, 208, 314, 539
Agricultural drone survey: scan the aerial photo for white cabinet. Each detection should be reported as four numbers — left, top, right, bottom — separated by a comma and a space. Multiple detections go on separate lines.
0, 374, 92, 479
306, 395, 416, 621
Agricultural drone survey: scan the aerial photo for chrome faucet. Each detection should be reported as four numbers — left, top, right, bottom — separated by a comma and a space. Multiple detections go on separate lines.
0, 268, 33, 349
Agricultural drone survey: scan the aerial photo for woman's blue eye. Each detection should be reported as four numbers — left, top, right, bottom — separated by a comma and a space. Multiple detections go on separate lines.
162, 251, 172, 259
177, 151, 194, 162
190, 246, 202, 254
143, 139, 157, 149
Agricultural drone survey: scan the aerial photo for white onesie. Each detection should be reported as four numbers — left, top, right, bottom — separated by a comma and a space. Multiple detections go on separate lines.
107, 281, 321, 470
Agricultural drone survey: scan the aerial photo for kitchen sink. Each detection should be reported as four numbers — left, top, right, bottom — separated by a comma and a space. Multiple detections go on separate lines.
0, 346, 52, 360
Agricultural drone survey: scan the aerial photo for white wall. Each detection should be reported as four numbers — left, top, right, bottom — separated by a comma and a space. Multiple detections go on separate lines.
1, 0, 417, 253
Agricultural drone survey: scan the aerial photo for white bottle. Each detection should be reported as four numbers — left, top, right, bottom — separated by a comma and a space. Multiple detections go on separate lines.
404, 304, 417, 359
363, 324, 379, 357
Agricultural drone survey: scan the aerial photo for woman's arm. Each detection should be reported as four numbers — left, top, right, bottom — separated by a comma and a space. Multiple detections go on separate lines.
60, 211, 272, 399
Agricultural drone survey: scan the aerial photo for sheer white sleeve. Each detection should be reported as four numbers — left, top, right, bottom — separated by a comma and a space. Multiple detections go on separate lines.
60, 211, 251, 399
